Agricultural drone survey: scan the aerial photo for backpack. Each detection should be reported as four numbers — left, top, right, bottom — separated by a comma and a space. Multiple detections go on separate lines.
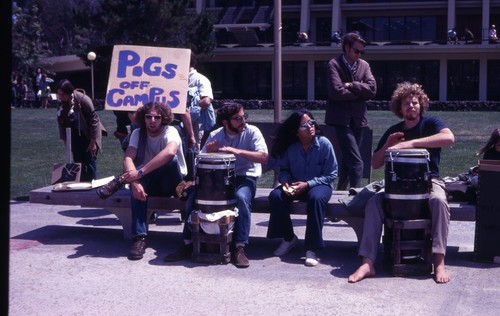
442, 168, 478, 203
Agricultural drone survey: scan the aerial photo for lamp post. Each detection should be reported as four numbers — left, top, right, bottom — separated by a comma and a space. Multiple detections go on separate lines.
87, 51, 96, 100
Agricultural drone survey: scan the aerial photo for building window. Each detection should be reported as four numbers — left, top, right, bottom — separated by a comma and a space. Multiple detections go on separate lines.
487, 60, 500, 101
347, 16, 439, 42
370, 60, 439, 101
283, 61, 308, 100
316, 17, 332, 43
282, 18, 300, 44
447, 60, 479, 101
205, 62, 272, 100
315, 60, 439, 101
314, 61, 328, 100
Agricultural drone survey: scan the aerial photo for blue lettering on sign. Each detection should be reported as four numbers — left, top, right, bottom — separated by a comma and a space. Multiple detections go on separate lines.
116, 50, 178, 80
110, 48, 184, 109
106, 84, 181, 108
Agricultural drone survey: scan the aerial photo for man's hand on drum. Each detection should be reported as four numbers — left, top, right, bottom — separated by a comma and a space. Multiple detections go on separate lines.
218, 146, 240, 155
386, 132, 407, 149
205, 140, 220, 153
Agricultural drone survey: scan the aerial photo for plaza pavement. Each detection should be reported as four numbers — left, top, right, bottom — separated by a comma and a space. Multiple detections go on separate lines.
8, 200, 500, 316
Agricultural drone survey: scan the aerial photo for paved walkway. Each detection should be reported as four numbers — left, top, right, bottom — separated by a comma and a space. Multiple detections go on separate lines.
9, 201, 500, 315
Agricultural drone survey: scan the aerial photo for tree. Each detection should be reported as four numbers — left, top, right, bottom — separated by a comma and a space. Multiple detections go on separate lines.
94, 0, 215, 56
11, 4, 51, 79
82, 0, 216, 98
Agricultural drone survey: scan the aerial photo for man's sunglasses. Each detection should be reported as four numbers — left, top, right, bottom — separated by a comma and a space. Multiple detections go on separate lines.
353, 48, 366, 55
145, 114, 162, 120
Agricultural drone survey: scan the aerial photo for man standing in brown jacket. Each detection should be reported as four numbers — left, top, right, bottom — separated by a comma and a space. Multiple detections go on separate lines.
325, 32, 376, 190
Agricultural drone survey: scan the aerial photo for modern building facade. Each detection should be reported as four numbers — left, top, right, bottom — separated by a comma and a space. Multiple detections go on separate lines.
189, 0, 500, 102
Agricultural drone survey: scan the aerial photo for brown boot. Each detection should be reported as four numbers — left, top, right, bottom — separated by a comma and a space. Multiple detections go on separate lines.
128, 236, 146, 260
233, 246, 250, 268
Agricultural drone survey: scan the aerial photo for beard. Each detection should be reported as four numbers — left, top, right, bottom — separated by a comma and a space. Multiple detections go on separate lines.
404, 111, 419, 121
228, 122, 246, 134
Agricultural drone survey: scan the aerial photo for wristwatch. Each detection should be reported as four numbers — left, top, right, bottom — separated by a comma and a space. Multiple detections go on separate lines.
137, 169, 144, 178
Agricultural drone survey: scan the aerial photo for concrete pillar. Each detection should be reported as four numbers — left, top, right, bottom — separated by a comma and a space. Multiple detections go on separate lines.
331, 0, 341, 37
482, 0, 490, 44
274, 0, 282, 122
300, 0, 310, 35
447, 0, 456, 31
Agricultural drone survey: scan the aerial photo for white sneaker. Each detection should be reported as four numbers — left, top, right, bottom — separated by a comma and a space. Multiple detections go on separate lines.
305, 250, 319, 267
273, 235, 298, 256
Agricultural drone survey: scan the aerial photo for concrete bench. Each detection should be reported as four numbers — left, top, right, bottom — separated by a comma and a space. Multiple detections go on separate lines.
28, 121, 476, 240
29, 185, 475, 240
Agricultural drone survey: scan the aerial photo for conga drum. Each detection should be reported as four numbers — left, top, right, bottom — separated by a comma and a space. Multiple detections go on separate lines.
384, 148, 431, 220
195, 153, 236, 213
383, 148, 432, 267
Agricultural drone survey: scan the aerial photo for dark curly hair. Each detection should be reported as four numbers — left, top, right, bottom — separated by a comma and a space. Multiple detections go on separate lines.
389, 82, 430, 119
271, 109, 321, 158
216, 102, 243, 126
135, 102, 173, 129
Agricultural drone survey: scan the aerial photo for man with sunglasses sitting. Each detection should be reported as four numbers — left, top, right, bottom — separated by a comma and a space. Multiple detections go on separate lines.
325, 32, 377, 191
119, 101, 187, 261
165, 102, 268, 268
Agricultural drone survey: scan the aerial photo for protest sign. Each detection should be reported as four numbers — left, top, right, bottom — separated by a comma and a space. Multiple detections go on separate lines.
105, 45, 190, 114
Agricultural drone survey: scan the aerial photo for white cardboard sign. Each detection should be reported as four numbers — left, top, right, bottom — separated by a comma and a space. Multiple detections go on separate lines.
105, 45, 190, 113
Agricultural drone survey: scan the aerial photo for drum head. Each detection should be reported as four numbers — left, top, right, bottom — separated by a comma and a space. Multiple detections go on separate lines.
385, 148, 429, 157
385, 149, 429, 163
197, 153, 236, 162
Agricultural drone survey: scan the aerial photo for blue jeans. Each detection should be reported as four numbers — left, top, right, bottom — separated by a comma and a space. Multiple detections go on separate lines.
334, 125, 364, 190
267, 184, 333, 250
131, 159, 183, 238
182, 176, 257, 246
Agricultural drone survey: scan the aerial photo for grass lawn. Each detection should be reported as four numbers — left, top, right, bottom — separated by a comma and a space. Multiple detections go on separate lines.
10, 107, 500, 200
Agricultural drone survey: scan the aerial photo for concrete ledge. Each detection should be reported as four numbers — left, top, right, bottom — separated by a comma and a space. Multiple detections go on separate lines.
29, 185, 475, 240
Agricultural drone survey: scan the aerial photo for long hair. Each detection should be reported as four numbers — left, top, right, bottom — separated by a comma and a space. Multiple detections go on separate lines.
271, 109, 321, 158
389, 82, 430, 119
135, 102, 174, 129
477, 128, 500, 156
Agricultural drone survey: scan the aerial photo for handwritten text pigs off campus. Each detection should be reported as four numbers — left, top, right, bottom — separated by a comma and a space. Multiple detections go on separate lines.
106, 50, 184, 109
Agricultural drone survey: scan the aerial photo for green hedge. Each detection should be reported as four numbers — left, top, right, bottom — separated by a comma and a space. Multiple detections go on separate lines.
213, 100, 500, 111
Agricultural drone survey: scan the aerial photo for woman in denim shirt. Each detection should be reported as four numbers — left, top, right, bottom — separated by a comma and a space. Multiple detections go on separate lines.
267, 110, 338, 267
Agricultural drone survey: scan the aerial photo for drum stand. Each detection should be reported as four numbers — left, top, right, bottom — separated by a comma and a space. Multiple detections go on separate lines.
189, 211, 235, 264
383, 218, 433, 276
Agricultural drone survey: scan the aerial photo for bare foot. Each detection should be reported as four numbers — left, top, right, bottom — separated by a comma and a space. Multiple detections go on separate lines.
433, 253, 450, 284
348, 257, 375, 283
